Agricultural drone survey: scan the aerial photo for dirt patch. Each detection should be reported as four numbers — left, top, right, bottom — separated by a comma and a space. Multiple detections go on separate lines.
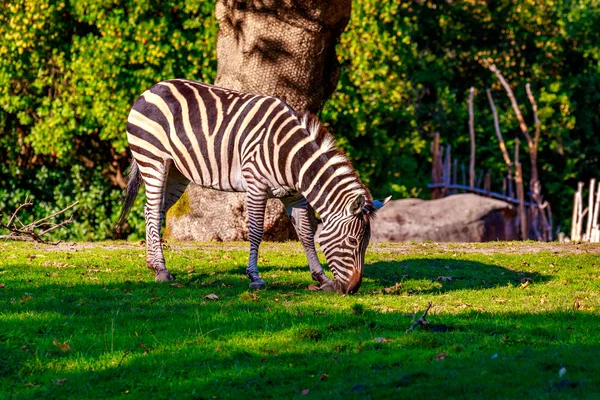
370, 241, 600, 254
24, 240, 600, 255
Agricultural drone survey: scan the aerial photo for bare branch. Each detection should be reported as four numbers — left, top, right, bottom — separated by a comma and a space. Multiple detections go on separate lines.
408, 302, 433, 332
525, 83, 541, 159
486, 89, 512, 167
482, 61, 533, 147
6, 196, 32, 227
22, 202, 79, 230
0, 200, 79, 244
39, 216, 74, 236
483, 61, 539, 185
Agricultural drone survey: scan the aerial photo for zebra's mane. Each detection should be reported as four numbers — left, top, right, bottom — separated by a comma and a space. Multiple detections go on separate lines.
298, 112, 376, 219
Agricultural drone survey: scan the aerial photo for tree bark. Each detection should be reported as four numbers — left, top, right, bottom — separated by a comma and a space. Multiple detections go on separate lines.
166, 0, 352, 242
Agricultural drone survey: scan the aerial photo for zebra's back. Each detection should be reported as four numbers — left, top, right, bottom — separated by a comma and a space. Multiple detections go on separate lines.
126, 79, 294, 193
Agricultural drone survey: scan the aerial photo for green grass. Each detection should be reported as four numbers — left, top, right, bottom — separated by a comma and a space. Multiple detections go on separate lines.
1, 241, 599, 399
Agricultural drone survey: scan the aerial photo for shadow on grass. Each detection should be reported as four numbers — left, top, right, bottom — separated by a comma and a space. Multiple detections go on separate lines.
1, 286, 598, 400
363, 258, 552, 294
0, 257, 580, 399
225, 255, 552, 295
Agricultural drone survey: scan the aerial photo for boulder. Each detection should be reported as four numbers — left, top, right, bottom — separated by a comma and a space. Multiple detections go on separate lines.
164, 190, 296, 242
369, 193, 518, 242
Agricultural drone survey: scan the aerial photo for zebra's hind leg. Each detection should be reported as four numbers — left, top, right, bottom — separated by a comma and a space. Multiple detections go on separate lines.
282, 197, 335, 292
144, 160, 190, 282
245, 183, 268, 290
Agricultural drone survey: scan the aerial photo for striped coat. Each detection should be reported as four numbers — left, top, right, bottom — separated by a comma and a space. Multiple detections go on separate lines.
118, 79, 389, 294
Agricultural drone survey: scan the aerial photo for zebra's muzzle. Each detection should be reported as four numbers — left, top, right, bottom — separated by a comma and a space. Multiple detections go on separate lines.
333, 277, 362, 295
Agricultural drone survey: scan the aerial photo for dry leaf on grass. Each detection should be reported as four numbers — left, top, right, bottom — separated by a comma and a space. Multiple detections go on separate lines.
53, 339, 70, 352
0, 283, 5, 288
373, 337, 390, 343
307, 285, 320, 291
301, 389, 310, 396
383, 282, 402, 294
170, 283, 184, 288
205, 293, 219, 300
139, 343, 151, 354
435, 352, 448, 360
435, 276, 453, 282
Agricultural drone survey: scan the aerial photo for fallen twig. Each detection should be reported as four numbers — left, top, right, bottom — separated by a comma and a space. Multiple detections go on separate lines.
408, 302, 433, 332
0, 200, 79, 244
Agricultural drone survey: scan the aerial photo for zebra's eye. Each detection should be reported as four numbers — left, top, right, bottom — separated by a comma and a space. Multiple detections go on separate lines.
347, 237, 358, 247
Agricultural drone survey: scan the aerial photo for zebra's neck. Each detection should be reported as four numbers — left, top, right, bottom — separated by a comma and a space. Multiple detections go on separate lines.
290, 114, 371, 219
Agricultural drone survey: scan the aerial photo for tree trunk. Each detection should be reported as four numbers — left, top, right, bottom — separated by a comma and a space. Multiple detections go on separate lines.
165, 0, 351, 242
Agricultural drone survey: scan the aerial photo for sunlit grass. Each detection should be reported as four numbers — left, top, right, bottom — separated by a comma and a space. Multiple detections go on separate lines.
1, 241, 599, 399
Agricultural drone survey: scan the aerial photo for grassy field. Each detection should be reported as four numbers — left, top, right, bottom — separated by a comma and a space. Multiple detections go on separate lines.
1, 240, 599, 399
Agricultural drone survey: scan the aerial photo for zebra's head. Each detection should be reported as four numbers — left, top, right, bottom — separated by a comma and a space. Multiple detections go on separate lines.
319, 195, 390, 294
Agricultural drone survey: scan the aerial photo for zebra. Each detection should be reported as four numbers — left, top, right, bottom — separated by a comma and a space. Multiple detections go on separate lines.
117, 79, 390, 294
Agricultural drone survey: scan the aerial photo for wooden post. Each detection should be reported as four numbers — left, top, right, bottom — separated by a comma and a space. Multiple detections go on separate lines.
592, 185, 600, 242
502, 178, 507, 196
431, 132, 442, 199
452, 159, 458, 193
546, 202, 553, 242
468, 87, 475, 188
574, 182, 584, 241
444, 145, 451, 185
440, 144, 451, 197
585, 179, 596, 241
484, 170, 491, 195
476, 169, 484, 189
571, 191, 579, 241
461, 163, 466, 190
515, 161, 527, 239
526, 83, 541, 186
529, 204, 541, 241
530, 180, 550, 241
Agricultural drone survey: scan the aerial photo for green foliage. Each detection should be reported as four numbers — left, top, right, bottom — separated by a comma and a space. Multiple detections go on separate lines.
0, 0, 218, 240
1, 241, 599, 398
323, 0, 600, 229
1, 0, 599, 238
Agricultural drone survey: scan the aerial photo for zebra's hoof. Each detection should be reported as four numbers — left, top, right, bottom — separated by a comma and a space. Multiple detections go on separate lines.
155, 270, 173, 282
249, 279, 266, 290
320, 281, 335, 292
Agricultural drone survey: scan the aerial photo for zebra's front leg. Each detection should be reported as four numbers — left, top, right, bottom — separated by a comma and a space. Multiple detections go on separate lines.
144, 205, 173, 282
288, 203, 335, 292
246, 186, 268, 290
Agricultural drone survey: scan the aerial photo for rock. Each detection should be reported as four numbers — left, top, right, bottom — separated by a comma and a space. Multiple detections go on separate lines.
369, 193, 518, 242
165, 187, 296, 242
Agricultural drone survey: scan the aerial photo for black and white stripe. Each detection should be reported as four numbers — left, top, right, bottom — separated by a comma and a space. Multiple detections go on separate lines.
119, 79, 389, 294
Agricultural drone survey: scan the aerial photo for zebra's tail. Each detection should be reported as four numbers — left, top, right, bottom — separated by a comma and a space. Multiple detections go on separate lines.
115, 159, 143, 230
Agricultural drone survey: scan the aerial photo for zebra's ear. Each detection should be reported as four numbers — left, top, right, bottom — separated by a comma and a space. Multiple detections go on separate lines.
372, 196, 392, 210
349, 194, 366, 215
